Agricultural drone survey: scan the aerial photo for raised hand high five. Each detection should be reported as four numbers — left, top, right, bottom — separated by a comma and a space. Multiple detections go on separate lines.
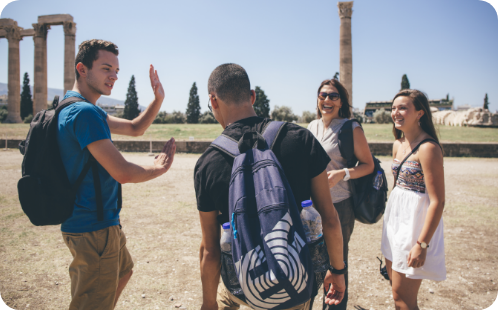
150, 64, 165, 101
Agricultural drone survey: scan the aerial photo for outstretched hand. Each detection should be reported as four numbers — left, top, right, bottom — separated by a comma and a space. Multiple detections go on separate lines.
323, 271, 346, 306
154, 138, 176, 173
149, 64, 165, 101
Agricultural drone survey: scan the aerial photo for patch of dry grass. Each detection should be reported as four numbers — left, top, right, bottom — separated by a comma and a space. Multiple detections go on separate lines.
0, 151, 497, 309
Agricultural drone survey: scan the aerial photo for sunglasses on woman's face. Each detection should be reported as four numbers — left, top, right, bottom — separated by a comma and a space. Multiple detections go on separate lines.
318, 92, 340, 101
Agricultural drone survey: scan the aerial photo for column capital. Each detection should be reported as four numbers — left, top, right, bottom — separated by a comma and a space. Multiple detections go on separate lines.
338, 1, 353, 19
4, 23, 22, 42
63, 21, 76, 36
32, 23, 49, 38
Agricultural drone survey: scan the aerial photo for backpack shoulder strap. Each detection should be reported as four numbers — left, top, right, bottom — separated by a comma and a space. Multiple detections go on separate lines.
54, 96, 87, 114
338, 119, 361, 167
211, 134, 240, 158
261, 121, 285, 150
393, 138, 440, 189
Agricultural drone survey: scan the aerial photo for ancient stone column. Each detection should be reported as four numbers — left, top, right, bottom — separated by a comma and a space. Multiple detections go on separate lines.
4, 23, 22, 123
338, 1, 353, 114
63, 21, 76, 93
32, 23, 49, 114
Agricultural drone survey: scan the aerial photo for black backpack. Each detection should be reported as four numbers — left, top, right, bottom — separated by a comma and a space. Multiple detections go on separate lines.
18, 96, 120, 226
338, 119, 388, 224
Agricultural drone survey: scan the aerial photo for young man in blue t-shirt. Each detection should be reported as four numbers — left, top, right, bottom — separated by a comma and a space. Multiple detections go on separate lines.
58, 39, 176, 309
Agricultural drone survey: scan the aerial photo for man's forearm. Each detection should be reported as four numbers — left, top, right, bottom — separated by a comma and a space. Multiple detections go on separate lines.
200, 246, 221, 306
116, 161, 165, 184
322, 214, 344, 270
129, 98, 162, 135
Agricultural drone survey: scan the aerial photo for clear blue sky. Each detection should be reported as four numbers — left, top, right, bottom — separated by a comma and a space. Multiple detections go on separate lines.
1, 0, 497, 114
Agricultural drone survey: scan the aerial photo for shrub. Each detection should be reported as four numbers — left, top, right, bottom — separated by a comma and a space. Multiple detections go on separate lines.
199, 111, 218, 124
271, 105, 298, 122
299, 111, 316, 123
153, 111, 168, 124
373, 108, 392, 124
0, 106, 7, 123
23, 114, 33, 124
353, 112, 364, 124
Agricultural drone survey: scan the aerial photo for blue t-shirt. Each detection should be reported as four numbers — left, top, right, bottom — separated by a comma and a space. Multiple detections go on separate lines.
58, 91, 120, 233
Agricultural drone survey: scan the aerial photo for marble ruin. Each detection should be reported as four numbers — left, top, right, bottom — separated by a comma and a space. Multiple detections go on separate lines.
338, 1, 353, 114
0, 14, 76, 123
433, 108, 498, 127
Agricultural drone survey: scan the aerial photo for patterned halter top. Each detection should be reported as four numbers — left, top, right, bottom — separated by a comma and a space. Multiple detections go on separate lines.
392, 159, 426, 193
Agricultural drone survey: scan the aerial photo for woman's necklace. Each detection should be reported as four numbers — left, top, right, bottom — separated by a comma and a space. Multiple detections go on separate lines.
401, 135, 423, 156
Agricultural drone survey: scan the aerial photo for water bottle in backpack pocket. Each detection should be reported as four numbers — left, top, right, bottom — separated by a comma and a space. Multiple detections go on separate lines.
220, 222, 245, 299
300, 200, 329, 292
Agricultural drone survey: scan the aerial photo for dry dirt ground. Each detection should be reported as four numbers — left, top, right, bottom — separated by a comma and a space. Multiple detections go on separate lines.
0, 150, 497, 310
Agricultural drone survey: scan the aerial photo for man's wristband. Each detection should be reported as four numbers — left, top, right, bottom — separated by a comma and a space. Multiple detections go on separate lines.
328, 261, 348, 275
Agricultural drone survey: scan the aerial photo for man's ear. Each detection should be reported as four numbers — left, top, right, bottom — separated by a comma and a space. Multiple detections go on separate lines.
250, 89, 256, 106
76, 62, 88, 78
211, 95, 219, 110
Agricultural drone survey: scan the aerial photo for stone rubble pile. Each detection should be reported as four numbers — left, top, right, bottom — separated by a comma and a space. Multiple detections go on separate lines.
433, 108, 498, 127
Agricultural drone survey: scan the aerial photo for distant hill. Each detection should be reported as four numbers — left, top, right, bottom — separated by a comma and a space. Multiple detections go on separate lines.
0, 82, 145, 110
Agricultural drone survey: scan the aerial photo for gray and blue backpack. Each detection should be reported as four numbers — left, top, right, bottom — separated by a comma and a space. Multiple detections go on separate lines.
211, 121, 314, 310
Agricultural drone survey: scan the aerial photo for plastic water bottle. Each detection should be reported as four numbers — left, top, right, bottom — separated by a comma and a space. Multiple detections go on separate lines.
373, 171, 383, 190
300, 200, 323, 243
220, 222, 231, 254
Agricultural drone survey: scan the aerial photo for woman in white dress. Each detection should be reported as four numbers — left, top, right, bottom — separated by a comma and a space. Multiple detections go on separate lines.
381, 89, 446, 310
308, 79, 374, 310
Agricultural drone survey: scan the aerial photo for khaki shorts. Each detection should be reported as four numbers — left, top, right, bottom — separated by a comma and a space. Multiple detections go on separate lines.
62, 225, 134, 310
217, 282, 311, 310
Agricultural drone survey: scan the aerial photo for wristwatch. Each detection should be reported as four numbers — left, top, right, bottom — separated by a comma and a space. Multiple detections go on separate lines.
417, 241, 429, 249
328, 261, 348, 275
342, 168, 350, 181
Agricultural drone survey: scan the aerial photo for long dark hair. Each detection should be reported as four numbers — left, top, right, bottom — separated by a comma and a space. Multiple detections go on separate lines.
391, 89, 439, 144
316, 79, 351, 119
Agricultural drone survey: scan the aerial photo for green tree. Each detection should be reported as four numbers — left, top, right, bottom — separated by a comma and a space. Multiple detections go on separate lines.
123, 75, 140, 120
333, 72, 339, 80
253, 86, 270, 118
401, 74, 410, 90
484, 93, 489, 110
20, 72, 33, 120
186, 82, 201, 123
271, 105, 298, 122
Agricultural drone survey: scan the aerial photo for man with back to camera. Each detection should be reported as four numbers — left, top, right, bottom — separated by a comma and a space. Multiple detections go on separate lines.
58, 39, 176, 309
195, 63, 347, 310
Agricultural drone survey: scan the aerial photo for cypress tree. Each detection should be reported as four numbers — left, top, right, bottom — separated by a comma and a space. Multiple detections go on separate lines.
333, 72, 339, 80
401, 74, 410, 90
186, 82, 201, 123
254, 86, 270, 118
123, 75, 140, 120
20, 72, 33, 120
484, 93, 489, 110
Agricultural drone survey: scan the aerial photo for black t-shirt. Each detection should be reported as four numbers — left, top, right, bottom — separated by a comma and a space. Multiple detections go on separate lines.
194, 116, 330, 225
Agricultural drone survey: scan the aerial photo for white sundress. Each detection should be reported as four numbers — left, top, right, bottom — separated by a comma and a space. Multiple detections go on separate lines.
381, 159, 446, 281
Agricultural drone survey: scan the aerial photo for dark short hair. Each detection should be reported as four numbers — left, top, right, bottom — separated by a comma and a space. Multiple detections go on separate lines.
208, 64, 251, 104
391, 89, 440, 144
316, 79, 351, 119
75, 39, 119, 79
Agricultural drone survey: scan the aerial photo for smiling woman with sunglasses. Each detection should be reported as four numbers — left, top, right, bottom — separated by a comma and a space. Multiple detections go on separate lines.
307, 78, 374, 310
